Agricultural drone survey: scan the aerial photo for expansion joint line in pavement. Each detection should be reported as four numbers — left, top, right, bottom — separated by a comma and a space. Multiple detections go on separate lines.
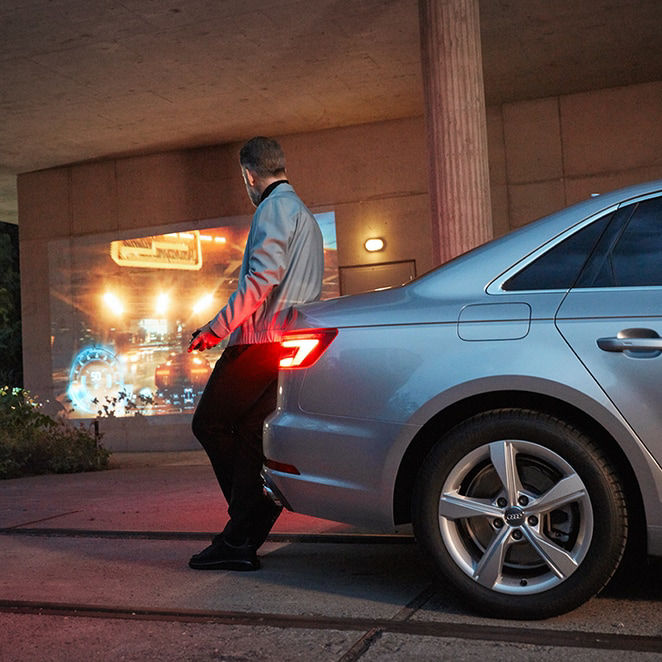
338, 586, 437, 661
0, 511, 81, 530
0, 527, 416, 544
1, 599, 662, 654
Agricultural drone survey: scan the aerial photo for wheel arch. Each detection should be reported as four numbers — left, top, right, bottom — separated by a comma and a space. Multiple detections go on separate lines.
392, 390, 646, 554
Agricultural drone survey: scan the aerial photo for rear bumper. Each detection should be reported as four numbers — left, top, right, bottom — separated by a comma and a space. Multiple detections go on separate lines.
263, 409, 415, 530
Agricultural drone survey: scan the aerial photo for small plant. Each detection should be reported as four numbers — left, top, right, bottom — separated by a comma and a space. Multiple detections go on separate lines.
0, 387, 110, 479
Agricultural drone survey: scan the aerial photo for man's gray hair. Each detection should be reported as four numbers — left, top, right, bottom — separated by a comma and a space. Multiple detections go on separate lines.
239, 137, 286, 178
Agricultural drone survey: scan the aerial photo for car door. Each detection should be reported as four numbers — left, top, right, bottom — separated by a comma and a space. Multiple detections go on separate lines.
555, 194, 662, 467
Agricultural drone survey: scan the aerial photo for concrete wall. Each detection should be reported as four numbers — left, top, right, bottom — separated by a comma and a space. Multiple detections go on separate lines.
488, 80, 662, 232
17, 80, 662, 450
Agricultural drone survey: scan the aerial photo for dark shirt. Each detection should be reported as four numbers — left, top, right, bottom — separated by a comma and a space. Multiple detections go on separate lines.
260, 179, 289, 203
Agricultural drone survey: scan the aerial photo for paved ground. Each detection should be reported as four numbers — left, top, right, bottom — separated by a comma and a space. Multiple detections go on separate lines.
1, 451, 661, 661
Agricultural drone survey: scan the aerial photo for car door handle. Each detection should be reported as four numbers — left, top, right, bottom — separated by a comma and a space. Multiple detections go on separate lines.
597, 328, 662, 353
598, 338, 662, 351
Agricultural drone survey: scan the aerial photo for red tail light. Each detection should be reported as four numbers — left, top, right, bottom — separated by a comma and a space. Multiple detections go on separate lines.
265, 459, 300, 475
279, 328, 338, 369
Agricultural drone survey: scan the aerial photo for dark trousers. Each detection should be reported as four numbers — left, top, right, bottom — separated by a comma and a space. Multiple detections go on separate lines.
191, 342, 281, 544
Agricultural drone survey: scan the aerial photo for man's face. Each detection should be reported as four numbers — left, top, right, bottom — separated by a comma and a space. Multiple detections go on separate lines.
242, 168, 261, 207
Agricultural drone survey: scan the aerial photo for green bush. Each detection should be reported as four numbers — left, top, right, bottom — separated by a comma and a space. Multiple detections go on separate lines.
0, 387, 110, 479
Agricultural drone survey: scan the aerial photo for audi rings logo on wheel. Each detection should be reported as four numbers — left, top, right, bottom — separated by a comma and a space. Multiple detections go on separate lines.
504, 508, 525, 526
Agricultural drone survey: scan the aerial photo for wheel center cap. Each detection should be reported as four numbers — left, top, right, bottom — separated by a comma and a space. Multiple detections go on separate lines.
504, 506, 524, 527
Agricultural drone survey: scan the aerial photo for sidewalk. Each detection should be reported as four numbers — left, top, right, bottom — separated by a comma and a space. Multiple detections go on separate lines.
1, 452, 661, 661
0, 451, 430, 662
0, 450, 365, 537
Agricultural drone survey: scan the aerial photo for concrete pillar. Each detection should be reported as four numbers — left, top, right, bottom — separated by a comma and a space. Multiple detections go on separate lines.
419, 0, 492, 265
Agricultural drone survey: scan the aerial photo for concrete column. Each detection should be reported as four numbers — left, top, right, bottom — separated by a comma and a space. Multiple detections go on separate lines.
419, 0, 492, 265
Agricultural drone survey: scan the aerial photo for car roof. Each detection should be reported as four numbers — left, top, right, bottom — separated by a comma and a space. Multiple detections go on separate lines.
413, 178, 662, 295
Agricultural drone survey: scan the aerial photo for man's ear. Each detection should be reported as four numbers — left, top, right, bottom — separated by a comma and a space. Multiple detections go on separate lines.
244, 168, 257, 187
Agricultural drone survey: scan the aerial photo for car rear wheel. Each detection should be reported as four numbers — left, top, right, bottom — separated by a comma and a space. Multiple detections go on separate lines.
412, 409, 628, 619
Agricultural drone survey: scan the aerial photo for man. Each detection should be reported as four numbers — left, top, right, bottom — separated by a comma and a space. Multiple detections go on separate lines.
188, 136, 324, 571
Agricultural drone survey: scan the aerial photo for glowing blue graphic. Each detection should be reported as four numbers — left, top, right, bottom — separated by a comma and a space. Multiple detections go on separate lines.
67, 346, 124, 414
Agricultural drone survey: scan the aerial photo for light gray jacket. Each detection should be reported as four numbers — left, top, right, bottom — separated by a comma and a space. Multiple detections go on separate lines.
209, 183, 324, 345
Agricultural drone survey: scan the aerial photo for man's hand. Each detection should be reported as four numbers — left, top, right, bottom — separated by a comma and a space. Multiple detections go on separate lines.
188, 323, 222, 352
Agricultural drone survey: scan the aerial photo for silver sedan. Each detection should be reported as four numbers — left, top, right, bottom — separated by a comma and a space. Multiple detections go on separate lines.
263, 179, 662, 619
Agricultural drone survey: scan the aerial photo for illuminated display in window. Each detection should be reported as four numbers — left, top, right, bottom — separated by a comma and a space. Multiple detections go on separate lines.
49, 213, 338, 419
110, 232, 203, 270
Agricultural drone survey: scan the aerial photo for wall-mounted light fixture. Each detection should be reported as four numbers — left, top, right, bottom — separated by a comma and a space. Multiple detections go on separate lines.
364, 237, 385, 252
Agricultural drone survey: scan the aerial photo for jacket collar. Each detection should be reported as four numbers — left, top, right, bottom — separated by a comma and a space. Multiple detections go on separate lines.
259, 179, 290, 203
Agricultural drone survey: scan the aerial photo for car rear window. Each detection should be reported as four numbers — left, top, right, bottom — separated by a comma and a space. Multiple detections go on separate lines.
503, 212, 613, 291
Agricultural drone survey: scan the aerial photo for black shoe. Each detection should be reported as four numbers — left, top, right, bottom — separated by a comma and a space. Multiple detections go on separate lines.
250, 497, 283, 549
189, 535, 260, 571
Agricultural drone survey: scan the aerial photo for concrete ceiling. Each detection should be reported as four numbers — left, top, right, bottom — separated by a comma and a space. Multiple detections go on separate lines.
1, 0, 661, 223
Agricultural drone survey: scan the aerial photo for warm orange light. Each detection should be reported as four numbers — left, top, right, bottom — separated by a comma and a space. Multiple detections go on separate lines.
103, 292, 124, 315
364, 237, 385, 252
155, 292, 169, 315
193, 293, 214, 314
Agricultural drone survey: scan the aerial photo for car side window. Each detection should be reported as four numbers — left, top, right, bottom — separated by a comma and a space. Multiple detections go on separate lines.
503, 212, 613, 291
577, 196, 662, 288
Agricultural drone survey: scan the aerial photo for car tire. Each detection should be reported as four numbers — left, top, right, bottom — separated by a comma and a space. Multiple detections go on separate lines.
412, 408, 628, 619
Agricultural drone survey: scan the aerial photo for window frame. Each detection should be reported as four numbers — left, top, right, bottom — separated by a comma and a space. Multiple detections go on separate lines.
577, 192, 662, 289
487, 205, 618, 295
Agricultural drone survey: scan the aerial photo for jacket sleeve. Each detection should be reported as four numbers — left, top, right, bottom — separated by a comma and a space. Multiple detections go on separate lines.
209, 199, 291, 339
